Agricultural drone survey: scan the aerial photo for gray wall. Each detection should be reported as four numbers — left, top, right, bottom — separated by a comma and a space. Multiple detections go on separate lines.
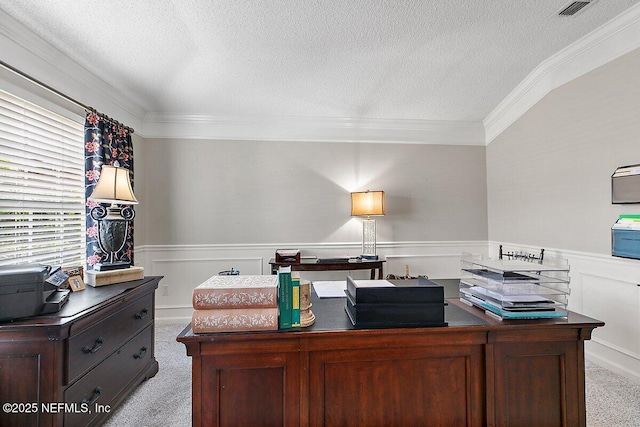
133, 139, 487, 246
487, 48, 640, 254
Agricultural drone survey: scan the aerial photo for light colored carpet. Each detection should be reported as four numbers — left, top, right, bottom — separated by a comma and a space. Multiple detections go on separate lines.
104, 322, 640, 427
103, 322, 191, 427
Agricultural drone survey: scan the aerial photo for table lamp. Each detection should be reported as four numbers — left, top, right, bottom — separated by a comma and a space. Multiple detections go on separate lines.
88, 164, 138, 271
351, 190, 385, 260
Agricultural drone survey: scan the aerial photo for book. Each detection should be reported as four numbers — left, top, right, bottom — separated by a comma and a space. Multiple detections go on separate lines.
192, 275, 278, 309
278, 266, 292, 329
191, 307, 278, 333
291, 271, 301, 327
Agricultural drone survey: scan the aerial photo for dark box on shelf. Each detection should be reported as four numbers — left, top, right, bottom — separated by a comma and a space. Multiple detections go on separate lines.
275, 249, 300, 263
346, 276, 444, 304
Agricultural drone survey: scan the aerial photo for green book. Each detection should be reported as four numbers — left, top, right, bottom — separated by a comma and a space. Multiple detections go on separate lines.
291, 271, 301, 327
278, 266, 292, 329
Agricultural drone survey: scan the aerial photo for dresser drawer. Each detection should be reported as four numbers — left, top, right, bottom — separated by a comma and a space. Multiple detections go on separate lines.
64, 325, 153, 427
67, 293, 153, 382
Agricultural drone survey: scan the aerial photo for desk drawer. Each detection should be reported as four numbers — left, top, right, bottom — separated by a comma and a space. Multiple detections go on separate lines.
67, 293, 153, 382
64, 325, 153, 427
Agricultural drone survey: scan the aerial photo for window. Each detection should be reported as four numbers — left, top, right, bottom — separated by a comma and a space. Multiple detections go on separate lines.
0, 89, 85, 267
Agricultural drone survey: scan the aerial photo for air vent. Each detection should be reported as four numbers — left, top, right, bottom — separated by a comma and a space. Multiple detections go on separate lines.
558, 1, 594, 16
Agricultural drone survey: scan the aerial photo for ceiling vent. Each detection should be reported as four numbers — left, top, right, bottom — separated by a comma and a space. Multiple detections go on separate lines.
557, 1, 596, 16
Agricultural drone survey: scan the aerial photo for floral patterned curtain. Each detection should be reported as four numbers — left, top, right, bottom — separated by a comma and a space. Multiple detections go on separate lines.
84, 111, 135, 270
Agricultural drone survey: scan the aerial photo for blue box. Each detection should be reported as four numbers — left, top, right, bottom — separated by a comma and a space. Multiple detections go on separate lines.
612, 216, 640, 259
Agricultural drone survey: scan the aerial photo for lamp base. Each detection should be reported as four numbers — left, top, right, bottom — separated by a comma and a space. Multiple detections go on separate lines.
94, 261, 131, 271
362, 219, 377, 259
360, 254, 379, 260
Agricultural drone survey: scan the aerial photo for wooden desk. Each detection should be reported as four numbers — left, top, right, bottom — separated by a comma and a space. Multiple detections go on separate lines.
0, 276, 161, 427
178, 287, 603, 427
269, 258, 385, 279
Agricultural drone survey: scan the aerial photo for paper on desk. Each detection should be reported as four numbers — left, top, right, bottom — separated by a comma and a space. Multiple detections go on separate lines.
313, 281, 347, 298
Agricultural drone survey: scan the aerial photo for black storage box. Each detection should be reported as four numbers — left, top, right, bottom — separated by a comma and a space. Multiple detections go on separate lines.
344, 277, 446, 327
0, 264, 52, 322
345, 295, 446, 328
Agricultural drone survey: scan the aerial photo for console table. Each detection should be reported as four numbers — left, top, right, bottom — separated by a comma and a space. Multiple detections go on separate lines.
178, 285, 603, 427
0, 276, 161, 427
269, 258, 385, 279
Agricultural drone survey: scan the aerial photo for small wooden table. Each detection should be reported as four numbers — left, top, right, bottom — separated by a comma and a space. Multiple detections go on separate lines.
269, 258, 385, 279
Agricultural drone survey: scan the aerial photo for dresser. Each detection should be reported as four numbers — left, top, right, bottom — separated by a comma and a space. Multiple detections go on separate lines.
0, 276, 161, 427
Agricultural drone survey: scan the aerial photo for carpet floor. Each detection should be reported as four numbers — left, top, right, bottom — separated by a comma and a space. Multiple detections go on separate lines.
103, 322, 640, 427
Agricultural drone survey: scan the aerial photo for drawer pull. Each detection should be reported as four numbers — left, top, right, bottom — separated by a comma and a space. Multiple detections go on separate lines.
81, 386, 102, 406
82, 337, 104, 354
135, 308, 149, 320
133, 347, 147, 359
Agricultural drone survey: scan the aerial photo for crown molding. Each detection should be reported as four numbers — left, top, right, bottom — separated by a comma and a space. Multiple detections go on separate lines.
140, 113, 486, 144
484, 2, 640, 144
0, 8, 146, 129
2, 5, 639, 145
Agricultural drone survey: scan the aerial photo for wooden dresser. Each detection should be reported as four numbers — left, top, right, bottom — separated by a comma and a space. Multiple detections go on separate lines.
0, 276, 161, 427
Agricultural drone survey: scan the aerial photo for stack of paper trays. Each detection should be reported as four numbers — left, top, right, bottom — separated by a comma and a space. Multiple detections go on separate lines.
344, 276, 447, 327
459, 256, 570, 320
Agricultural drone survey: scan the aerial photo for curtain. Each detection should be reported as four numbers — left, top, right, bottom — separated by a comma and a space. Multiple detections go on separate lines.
84, 111, 135, 270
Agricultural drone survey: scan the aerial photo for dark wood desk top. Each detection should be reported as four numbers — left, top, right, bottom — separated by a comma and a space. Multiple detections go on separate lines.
178, 278, 604, 341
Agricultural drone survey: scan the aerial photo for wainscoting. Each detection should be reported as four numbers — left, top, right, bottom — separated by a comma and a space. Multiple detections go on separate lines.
135, 241, 488, 321
135, 240, 640, 384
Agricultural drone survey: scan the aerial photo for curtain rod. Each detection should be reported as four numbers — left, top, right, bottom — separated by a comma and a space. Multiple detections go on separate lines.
0, 59, 134, 133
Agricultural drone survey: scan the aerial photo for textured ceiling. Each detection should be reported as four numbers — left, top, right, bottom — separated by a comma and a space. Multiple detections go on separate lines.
1, 0, 639, 126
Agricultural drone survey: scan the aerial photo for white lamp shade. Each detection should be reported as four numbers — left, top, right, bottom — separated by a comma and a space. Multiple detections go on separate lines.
351, 191, 385, 216
89, 165, 138, 204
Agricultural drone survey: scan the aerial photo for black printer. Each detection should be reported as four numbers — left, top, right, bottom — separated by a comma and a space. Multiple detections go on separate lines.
0, 264, 71, 322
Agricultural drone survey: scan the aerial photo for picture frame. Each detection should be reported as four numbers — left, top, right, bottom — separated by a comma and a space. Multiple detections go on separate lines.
68, 275, 86, 292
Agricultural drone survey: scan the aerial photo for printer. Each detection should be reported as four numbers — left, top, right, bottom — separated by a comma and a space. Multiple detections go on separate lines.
0, 264, 71, 322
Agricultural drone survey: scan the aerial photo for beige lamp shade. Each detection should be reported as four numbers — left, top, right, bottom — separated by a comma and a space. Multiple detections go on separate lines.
89, 165, 138, 204
351, 190, 385, 217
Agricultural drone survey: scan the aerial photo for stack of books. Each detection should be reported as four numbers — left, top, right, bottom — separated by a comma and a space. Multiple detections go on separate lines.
344, 276, 447, 328
191, 275, 279, 333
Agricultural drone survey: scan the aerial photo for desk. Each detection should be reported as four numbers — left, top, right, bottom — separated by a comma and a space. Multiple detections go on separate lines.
178, 285, 603, 427
269, 258, 385, 279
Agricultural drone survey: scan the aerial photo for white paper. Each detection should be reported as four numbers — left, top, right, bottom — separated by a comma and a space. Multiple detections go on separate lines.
351, 279, 395, 288
312, 281, 347, 298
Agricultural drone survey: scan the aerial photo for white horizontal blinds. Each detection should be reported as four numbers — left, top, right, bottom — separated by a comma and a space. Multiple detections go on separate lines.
0, 89, 85, 267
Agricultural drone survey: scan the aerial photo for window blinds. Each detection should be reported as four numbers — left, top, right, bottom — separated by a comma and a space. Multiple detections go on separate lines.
0, 89, 85, 267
